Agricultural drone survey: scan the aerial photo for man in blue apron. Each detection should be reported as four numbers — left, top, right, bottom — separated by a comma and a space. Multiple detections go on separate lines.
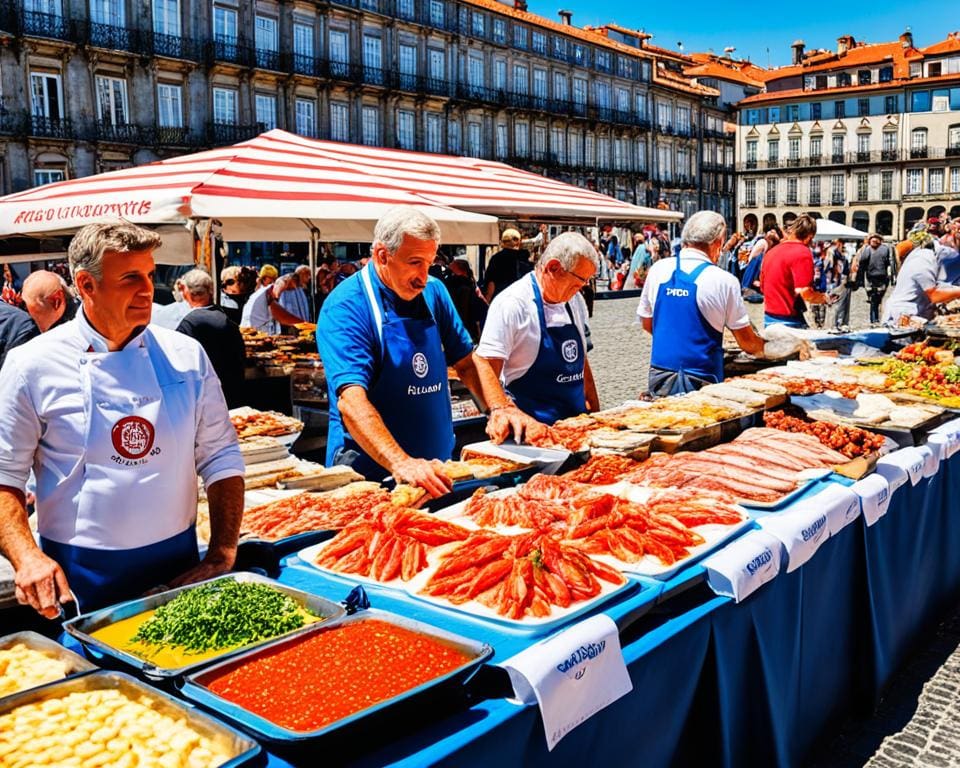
0, 223, 245, 617
638, 211, 767, 397
474, 232, 600, 442
317, 206, 486, 498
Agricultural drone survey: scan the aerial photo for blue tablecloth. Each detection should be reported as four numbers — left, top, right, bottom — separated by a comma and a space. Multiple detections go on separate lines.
256, 451, 960, 768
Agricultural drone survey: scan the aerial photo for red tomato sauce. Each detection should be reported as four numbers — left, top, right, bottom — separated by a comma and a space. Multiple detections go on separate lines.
205, 619, 472, 732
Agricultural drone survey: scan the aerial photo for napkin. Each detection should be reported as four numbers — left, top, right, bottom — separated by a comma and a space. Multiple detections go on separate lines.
758, 505, 831, 573
701, 529, 782, 602
851, 473, 892, 526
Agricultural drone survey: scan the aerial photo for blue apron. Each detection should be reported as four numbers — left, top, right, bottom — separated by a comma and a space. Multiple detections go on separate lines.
506, 274, 586, 423
330, 264, 455, 480
39, 330, 198, 612
649, 254, 724, 397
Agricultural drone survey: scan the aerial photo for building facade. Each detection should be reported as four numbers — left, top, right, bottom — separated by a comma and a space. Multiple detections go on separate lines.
733, 32, 960, 238
0, 0, 735, 223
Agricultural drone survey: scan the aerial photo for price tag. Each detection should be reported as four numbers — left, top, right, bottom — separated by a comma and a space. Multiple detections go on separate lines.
877, 447, 925, 488
702, 529, 782, 603
500, 614, 632, 752
757, 504, 830, 573
917, 444, 939, 478
851, 473, 891, 526
795, 482, 861, 536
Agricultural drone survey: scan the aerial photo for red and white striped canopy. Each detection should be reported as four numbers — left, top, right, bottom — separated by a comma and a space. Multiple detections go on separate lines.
0, 129, 679, 245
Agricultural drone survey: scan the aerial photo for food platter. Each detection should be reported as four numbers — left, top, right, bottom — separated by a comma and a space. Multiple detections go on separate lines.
64, 573, 346, 679
0, 671, 260, 767
181, 609, 492, 745
0, 631, 98, 703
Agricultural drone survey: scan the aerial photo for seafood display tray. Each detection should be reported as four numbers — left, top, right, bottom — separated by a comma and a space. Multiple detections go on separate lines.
63, 572, 346, 679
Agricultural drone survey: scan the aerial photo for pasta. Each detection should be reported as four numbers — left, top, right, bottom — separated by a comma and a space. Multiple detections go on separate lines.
0, 643, 70, 697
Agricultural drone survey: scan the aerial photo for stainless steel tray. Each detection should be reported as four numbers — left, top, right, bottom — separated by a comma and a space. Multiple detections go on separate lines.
63, 572, 346, 678
0, 670, 260, 766
0, 630, 98, 703
181, 608, 493, 744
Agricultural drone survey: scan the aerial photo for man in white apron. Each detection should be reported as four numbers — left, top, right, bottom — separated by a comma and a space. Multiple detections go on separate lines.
317, 206, 487, 499
0, 222, 245, 617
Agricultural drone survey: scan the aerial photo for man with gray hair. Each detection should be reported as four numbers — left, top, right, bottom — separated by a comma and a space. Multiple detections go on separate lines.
639, 211, 766, 396
175, 268, 246, 408
0, 222, 245, 616
21, 270, 78, 333
317, 205, 486, 497
475, 231, 600, 440
279, 264, 313, 322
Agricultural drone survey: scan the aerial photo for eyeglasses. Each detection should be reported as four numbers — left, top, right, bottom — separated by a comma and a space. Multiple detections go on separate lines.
564, 268, 591, 286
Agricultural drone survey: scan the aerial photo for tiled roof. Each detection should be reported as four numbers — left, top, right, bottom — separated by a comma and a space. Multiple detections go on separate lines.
736, 71, 960, 106
684, 57, 765, 88
761, 40, 919, 85
922, 32, 960, 55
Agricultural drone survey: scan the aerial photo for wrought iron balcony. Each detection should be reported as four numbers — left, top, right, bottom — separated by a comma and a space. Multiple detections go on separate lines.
149, 125, 197, 147
881, 149, 899, 161
146, 31, 198, 60
30, 115, 74, 139
206, 122, 265, 145
84, 20, 137, 52
328, 60, 361, 81
206, 35, 251, 66
946, 146, 960, 158
0, 104, 26, 136
21, 9, 72, 41
786, 158, 801, 167
292, 53, 325, 77
94, 121, 141, 143
831, 153, 845, 164
856, 150, 871, 162
254, 47, 282, 72
363, 66, 386, 86
831, 195, 846, 205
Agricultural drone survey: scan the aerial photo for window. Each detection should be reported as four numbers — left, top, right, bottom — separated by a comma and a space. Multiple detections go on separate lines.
293, 23, 313, 58
884, 95, 897, 114
858, 98, 869, 117
786, 177, 798, 204
879, 66, 893, 82
153, 0, 179, 35
426, 113, 443, 153
811, 103, 822, 120
911, 128, 928, 157
834, 101, 845, 119
495, 123, 507, 159
951, 167, 960, 194
295, 98, 316, 137
363, 34, 382, 81
157, 83, 182, 127
769, 106, 781, 123
513, 64, 528, 94
856, 172, 868, 201
468, 55, 484, 88
255, 16, 278, 51
831, 174, 844, 203
34, 168, 65, 186
514, 121, 529, 157
90, 0, 123, 25
831, 134, 844, 162
533, 126, 546, 161
471, 12, 484, 37
553, 73, 567, 102
531, 31, 546, 54
745, 109, 760, 126
493, 19, 506, 43
657, 101, 671, 129
881, 170, 893, 200
767, 139, 779, 164
595, 82, 611, 111
788, 137, 800, 161
493, 59, 507, 91
837, 72, 851, 87
765, 178, 776, 206
361, 105, 379, 146
950, 125, 960, 150
809, 175, 821, 204
429, 0, 444, 26
428, 49, 444, 81
467, 122, 481, 157
330, 101, 349, 142
396, 109, 415, 149
513, 26, 527, 49
399, 44, 417, 89
815, 75, 827, 90
573, 78, 587, 107
553, 37, 568, 61
572, 43, 586, 65
255, 94, 276, 130
568, 130, 582, 166
597, 136, 610, 170
551, 127, 564, 163
329, 30, 349, 77
857, 133, 870, 157
929, 168, 944, 194
396, 0, 413, 19
448, 120, 460, 153
533, 69, 547, 103
906, 168, 923, 195
95, 75, 127, 125
616, 87, 629, 113
929, 62, 943, 78
635, 138, 646, 171
744, 178, 756, 206
932, 89, 950, 113
786, 105, 799, 122
882, 131, 897, 157
595, 50, 611, 72
213, 5, 236, 40
858, 69, 872, 86
676, 104, 691, 133
745, 139, 757, 164
635, 92, 647, 120
212, 87, 236, 124
911, 91, 931, 112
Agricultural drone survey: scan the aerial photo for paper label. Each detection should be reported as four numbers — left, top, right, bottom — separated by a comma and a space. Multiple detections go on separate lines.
501, 614, 633, 751
851, 473, 891, 526
877, 447, 924, 488
701, 529, 782, 603
758, 505, 831, 573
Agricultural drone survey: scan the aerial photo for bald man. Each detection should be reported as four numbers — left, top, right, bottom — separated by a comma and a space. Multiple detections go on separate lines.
21, 270, 78, 333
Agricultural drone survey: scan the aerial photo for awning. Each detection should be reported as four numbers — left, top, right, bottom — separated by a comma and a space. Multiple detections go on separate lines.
814, 219, 869, 240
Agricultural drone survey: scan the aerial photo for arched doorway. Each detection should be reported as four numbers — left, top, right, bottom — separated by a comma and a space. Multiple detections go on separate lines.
762, 213, 778, 231
806, 211, 822, 219
927, 205, 946, 220
851, 211, 870, 232
875, 210, 894, 237
904, 206, 925, 233
782, 211, 797, 228
828, 211, 847, 224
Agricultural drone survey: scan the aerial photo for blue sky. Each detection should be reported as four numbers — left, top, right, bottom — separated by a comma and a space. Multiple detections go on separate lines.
524, 0, 956, 68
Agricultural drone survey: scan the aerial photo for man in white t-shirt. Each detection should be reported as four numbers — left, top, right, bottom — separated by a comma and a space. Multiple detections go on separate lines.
475, 232, 599, 442
240, 274, 303, 334
638, 211, 767, 396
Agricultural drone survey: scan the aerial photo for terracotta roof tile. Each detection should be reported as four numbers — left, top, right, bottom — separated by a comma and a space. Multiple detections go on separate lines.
736, 71, 960, 106
922, 33, 960, 55
761, 41, 917, 85
684, 59, 765, 88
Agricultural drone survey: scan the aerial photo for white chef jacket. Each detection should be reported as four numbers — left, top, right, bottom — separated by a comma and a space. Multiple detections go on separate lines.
0, 311, 244, 549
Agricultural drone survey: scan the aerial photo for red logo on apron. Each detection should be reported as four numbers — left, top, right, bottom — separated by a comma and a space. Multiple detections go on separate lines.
111, 416, 155, 460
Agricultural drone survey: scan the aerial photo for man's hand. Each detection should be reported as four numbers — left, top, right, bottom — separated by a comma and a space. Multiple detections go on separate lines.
165, 548, 237, 591
486, 405, 549, 445
391, 457, 453, 499
14, 551, 72, 619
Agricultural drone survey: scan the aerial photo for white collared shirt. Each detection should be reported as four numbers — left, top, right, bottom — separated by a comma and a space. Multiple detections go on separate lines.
240, 285, 278, 333
0, 312, 243, 548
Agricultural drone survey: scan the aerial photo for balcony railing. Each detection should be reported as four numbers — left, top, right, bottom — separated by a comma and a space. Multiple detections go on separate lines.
146, 30, 198, 60
831, 153, 844, 164
254, 47, 282, 71
148, 125, 196, 146
94, 121, 141, 143
30, 115, 74, 139
856, 151, 871, 162
21, 9, 72, 41
831, 196, 846, 205
809, 195, 821, 205
947, 146, 960, 157
881, 149, 898, 161
206, 122, 265, 145
84, 19, 137, 52
910, 147, 928, 159
206, 35, 251, 66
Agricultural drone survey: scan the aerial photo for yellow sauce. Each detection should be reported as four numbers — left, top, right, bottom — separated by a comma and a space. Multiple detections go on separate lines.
90, 607, 321, 669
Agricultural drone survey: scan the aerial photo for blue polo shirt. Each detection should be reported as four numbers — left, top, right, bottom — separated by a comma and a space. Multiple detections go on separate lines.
317, 266, 474, 463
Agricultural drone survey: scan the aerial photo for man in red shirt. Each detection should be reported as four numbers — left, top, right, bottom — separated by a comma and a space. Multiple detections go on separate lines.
760, 214, 831, 327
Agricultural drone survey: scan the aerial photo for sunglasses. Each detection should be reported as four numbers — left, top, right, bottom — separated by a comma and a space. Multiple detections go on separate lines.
222, 279, 237, 287
502, 237, 520, 244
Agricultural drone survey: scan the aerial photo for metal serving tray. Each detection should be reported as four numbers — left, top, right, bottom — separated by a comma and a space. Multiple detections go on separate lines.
181, 608, 493, 745
0, 670, 260, 767
0, 631, 98, 704
63, 572, 346, 679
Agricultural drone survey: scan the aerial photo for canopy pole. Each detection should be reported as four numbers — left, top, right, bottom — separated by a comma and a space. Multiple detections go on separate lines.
308, 225, 321, 322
